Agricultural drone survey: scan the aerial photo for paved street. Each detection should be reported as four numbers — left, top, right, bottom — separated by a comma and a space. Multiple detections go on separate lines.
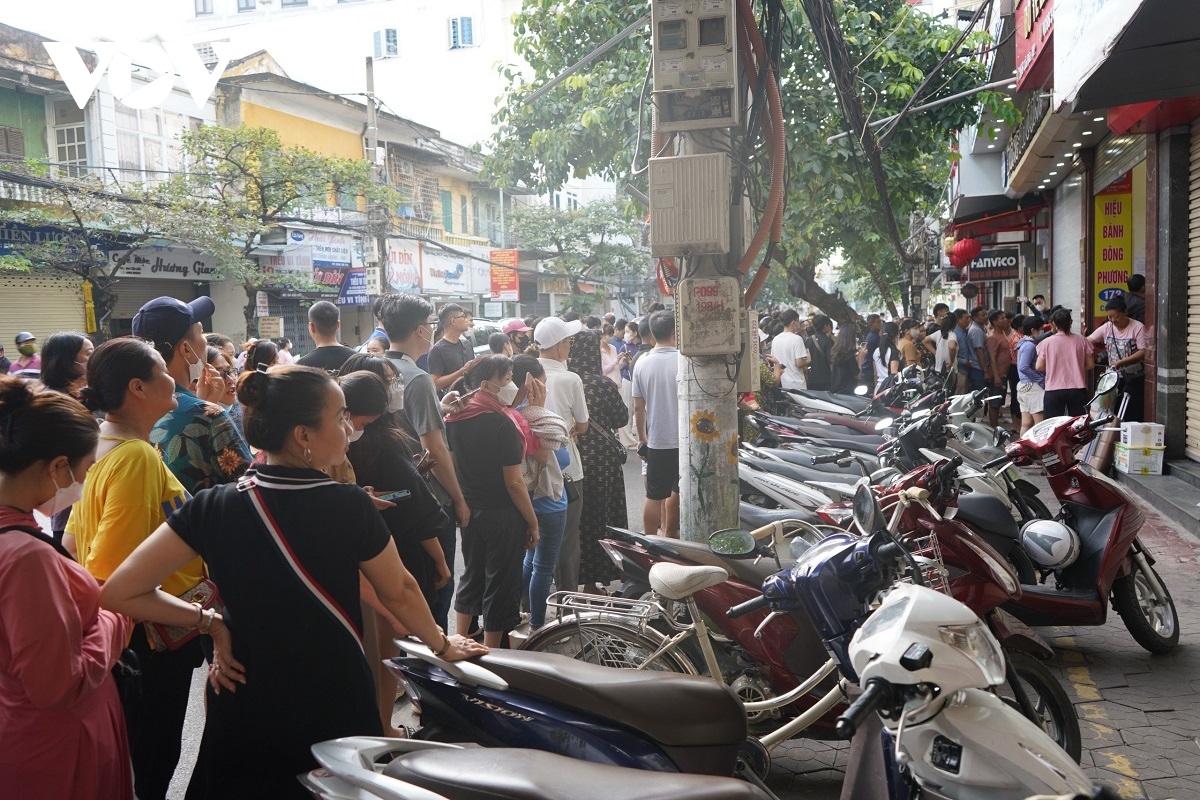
169, 457, 1199, 799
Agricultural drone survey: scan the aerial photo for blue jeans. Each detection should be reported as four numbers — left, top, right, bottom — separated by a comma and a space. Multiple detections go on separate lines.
968, 366, 987, 392
523, 509, 568, 629
430, 505, 456, 631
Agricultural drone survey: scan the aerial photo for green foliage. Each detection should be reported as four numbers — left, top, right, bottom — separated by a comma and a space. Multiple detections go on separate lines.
485, 0, 1006, 318
508, 198, 646, 312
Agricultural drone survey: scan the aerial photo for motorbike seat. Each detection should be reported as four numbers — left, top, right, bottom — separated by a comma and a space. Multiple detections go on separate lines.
800, 436, 882, 457
785, 388, 872, 413
665, 538, 789, 586
743, 456, 851, 486
956, 493, 1020, 541
757, 448, 871, 476
473, 650, 747, 748
383, 747, 771, 800
650, 562, 729, 600
740, 503, 821, 528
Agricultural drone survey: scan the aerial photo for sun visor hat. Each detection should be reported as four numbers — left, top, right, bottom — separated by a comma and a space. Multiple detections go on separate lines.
533, 317, 583, 349
132, 296, 216, 348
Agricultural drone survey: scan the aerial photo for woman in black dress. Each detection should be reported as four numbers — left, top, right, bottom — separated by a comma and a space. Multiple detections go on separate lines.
829, 325, 865, 395
99, 365, 485, 799
568, 330, 629, 592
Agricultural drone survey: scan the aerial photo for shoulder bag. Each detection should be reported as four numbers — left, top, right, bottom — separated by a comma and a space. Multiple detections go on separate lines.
145, 576, 223, 651
590, 422, 628, 465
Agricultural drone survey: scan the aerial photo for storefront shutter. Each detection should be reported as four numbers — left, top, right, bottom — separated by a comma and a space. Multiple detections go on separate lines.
1183, 120, 1200, 460
110, 279, 201, 320
0, 275, 86, 340
1094, 134, 1148, 194
1052, 172, 1084, 313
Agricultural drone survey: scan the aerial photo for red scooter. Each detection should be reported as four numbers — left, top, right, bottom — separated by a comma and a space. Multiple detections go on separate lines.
981, 372, 1180, 654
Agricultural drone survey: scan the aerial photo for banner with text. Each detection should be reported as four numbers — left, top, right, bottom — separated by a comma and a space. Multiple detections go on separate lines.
1093, 169, 1133, 328
489, 249, 520, 301
108, 247, 218, 281
965, 246, 1020, 283
385, 238, 421, 292
420, 245, 471, 295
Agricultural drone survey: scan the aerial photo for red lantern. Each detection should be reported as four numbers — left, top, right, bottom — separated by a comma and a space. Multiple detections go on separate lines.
948, 251, 968, 268
952, 238, 982, 263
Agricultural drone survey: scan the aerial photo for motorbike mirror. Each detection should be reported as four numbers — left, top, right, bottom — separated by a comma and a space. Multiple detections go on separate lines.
1095, 371, 1119, 395
874, 417, 894, 432
852, 482, 886, 536
709, 528, 758, 557
854, 385, 868, 396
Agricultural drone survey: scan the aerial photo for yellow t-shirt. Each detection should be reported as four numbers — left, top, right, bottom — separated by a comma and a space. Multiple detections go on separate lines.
66, 437, 203, 597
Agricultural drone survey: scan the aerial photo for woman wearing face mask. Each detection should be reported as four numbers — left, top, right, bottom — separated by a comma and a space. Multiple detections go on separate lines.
9, 332, 41, 376
341, 369, 451, 733
0, 376, 136, 800
38, 331, 95, 544
445, 355, 540, 647
63, 338, 201, 800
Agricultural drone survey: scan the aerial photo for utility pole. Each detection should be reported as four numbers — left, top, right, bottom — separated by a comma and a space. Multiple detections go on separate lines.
648, 1, 749, 542
365, 56, 380, 182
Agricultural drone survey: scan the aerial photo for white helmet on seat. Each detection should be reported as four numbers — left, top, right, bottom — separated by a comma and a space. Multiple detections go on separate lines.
1020, 519, 1081, 569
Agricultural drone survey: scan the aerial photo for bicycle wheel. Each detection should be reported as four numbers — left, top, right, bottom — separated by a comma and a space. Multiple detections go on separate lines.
523, 620, 699, 674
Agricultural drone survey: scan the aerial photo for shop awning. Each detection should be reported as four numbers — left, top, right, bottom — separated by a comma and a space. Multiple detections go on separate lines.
950, 202, 1047, 239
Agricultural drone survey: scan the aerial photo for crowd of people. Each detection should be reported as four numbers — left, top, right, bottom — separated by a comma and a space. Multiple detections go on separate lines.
0, 292, 664, 799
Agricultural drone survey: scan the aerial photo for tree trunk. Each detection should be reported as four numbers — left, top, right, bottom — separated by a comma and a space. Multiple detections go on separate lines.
864, 261, 900, 319
776, 249, 863, 329
90, 276, 116, 343
243, 283, 259, 342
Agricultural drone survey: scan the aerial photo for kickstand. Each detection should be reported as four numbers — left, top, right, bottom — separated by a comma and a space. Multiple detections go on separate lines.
735, 756, 784, 800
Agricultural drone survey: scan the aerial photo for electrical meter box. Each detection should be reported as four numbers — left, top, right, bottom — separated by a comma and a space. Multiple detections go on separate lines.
651, 0, 739, 131
676, 276, 742, 356
736, 309, 762, 392
649, 153, 731, 256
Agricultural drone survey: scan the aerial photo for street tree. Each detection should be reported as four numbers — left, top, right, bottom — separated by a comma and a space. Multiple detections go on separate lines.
485, 0, 1012, 324
508, 198, 646, 313
167, 124, 399, 338
0, 164, 243, 340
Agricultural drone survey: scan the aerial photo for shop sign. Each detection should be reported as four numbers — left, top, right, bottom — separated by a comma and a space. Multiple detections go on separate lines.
0, 221, 109, 258
255, 291, 270, 318
1014, 0, 1054, 91
1093, 170, 1133, 327
338, 268, 371, 306
258, 316, 283, 339
107, 247, 218, 281
966, 247, 1020, 282
1002, 89, 1051, 188
312, 265, 348, 293
489, 249, 520, 301
385, 238, 421, 292
538, 275, 571, 295
1054, 0, 1142, 109
467, 247, 492, 295
285, 228, 353, 269
420, 246, 470, 294
483, 301, 503, 318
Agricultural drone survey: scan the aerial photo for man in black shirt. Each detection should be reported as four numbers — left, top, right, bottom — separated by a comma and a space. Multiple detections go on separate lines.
0, 344, 9, 375
296, 301, 356, 373
805, 314, 834, 391
428, 303, 478, 393
1123, 274, 1146, 323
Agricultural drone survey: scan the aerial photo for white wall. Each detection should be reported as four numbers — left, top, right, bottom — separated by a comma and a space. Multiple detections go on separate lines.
208, 276, 251, 342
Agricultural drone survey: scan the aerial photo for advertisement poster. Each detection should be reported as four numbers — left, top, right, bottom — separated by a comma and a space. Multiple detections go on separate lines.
385, 238, 421, 292
966, 246, 1020, 282
338, 268, 370, 306
420, 245, 470, 295
489, 249, 520, 301
258, 317, 283, 339
285, 227, 353, 268
1093, 170, 1133, 328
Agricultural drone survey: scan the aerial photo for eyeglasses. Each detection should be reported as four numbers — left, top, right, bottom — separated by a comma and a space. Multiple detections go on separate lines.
221, 368, 238, 379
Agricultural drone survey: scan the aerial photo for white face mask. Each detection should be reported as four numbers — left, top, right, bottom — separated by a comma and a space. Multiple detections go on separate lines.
35, 470, 84, 517
183, 343, 204, 386
624, 331, 634, 343
495, 381, 519, 406
1034, 303, 1046, 312
347, 427, 364, 443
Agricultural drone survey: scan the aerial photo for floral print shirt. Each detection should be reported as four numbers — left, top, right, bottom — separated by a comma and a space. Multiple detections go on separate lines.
151, 385, 252, 495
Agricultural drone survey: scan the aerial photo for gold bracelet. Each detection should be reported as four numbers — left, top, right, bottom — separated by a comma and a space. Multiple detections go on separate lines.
432, 634, 451, 657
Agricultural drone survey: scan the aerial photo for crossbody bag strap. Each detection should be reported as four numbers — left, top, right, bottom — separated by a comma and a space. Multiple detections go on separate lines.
1, 524, 74, 560
240, 484, 364, 654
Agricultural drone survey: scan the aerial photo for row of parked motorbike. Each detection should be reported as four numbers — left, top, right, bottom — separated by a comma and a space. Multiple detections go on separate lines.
302, 368, 1175, 800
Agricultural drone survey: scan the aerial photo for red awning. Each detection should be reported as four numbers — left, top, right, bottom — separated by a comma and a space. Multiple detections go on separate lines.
950, 202, 1047, 239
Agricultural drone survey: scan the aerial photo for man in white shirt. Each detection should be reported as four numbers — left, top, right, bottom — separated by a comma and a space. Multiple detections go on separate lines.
536, 316, 589, 591
771, 309, 811, 390
632, 310, 681, 538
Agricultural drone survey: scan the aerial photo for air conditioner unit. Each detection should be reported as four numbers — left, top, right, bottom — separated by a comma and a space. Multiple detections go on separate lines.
374, 28, 399, 59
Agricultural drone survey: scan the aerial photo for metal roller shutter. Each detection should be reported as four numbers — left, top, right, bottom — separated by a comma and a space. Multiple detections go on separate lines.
0, 275, 86, 339
110, 279, 201, 320
1184, 120, 1200, 460
1094, 134, 1148, 194
1052, 172, 1084, 313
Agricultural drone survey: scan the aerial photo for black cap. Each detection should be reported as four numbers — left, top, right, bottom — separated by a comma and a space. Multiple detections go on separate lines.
132, 296, 216, 348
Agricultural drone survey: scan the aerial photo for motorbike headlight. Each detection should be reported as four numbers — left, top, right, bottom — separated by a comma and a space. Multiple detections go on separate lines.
939, 621, 1006, 686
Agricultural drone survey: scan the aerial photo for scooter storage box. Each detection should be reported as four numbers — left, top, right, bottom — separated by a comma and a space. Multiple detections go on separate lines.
1120, 422, 1165, 448
1113, 443, 1165, 475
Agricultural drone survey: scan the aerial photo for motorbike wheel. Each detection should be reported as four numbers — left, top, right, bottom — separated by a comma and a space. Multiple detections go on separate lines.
1019, 489, 1054, 522
998, 652, 1082, 762
522, 620, 700, 674
1005, 543, 1038, 586
1112, 561, 1179, 654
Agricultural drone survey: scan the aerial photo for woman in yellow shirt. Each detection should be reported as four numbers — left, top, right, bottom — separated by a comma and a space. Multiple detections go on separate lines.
64, 337, 201, 800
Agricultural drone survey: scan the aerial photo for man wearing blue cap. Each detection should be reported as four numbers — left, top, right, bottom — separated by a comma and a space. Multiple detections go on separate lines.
134, 296, 251, 494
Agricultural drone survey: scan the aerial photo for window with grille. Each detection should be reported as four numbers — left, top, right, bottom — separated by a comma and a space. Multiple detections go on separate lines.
115, 102, 191, 186
195, 0, 213, 15
448, 16, 475, 49
54, 125, 86, 177
0, 126, 25, 160
373, 28, 399, 59
566, 192, 579, 210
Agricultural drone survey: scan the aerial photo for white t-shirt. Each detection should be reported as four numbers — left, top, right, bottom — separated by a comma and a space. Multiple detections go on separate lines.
772, 331, 809, 390
873, 344, 898, 392
929, 330, 952, 372
631, 347, 680, 450
539, 358, 589, 480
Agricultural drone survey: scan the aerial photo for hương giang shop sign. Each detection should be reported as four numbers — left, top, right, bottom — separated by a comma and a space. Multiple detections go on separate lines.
108, 247, 218, 280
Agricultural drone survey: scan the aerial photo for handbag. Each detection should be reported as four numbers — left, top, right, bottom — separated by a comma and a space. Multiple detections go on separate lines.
1, 525, 142, 708
591, 423, 628, 465
563, 476, 580, 503
145, 577, 223, 651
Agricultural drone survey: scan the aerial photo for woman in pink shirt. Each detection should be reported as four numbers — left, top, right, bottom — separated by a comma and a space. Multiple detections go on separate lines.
0, 376, 134, 800
1035, 309, 1094, 418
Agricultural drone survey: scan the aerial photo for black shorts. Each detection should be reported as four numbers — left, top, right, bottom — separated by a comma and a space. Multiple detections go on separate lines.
645, 447, 680, 500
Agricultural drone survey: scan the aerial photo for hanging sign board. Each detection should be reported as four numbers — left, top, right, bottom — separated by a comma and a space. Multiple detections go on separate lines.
1093, 170, 1133, 328
490, 249, 520, 301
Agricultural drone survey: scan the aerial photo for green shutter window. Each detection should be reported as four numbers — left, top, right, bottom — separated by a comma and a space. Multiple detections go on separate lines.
441, 190, 454, 232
